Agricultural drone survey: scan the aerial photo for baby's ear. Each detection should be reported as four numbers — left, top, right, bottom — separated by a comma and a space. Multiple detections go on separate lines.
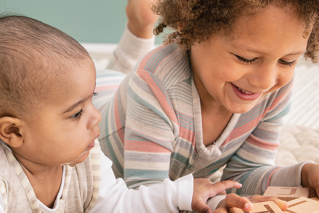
0, 117, 24, 148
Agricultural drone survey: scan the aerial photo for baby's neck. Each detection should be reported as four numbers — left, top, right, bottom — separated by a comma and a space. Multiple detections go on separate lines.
14, 151, 64, 208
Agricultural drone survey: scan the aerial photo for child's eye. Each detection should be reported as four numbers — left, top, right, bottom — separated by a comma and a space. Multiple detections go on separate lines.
93, 92, 98, 96
279, 59, 296, 67
235, 55, 257, 64
70, 109, 83, 120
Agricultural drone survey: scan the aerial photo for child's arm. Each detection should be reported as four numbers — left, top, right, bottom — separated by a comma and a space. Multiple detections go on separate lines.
89, 152, 243, 213
106, 25, 155, 74
106, 0, 157, 74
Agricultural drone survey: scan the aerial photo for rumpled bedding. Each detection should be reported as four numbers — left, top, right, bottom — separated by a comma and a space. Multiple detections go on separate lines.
277, 124, 319, 166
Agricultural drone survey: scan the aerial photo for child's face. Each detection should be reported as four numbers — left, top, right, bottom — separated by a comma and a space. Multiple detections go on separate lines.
190, 5, 309, 114
19, 59, 101, 167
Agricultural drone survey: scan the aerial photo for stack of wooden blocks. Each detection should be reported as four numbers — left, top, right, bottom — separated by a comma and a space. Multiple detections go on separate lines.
230, 186, 319, 213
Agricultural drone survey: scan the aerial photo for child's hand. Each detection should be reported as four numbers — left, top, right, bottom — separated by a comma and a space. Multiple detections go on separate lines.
301, 163, 319, 197
192, 179, 242, 213
213, 194, 288, 213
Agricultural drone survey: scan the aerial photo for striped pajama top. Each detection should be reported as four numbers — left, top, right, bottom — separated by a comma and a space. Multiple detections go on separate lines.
96, 43, 305, 197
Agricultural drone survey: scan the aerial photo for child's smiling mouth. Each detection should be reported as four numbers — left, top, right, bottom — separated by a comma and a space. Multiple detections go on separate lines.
231, 83, 261, 101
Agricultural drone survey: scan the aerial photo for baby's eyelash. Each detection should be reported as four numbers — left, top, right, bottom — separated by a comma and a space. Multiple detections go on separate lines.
71, 109, 84, 120
235, 55, 257, 64
93, 92, 98, 96
279, 59, 296, 67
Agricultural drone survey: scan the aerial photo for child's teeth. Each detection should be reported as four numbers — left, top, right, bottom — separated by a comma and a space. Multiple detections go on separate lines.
238, 87, 252, 94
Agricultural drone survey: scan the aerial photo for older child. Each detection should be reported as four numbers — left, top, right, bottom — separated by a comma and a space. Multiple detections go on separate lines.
0, 15, 251, 213
97, 0, 319, 212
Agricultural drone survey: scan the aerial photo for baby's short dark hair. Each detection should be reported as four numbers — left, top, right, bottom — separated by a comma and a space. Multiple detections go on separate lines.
0, 15, 91, 119
153, 0, 319, 62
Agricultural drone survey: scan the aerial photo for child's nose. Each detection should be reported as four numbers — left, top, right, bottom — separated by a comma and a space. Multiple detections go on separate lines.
93, 107, 102, 125
88, 105, 102, 129
249, 63, 278, 90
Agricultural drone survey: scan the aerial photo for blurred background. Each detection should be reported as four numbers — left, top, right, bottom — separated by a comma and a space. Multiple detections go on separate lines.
0, 0, 163, 68
1, 0, 127, 43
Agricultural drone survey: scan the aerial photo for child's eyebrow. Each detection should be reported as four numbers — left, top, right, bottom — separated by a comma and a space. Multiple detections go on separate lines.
63, 84, 96, 114
285, 51, 306, 56
232, 43, 305, 56
63, 95, 91, 114
231, 43, 261, 53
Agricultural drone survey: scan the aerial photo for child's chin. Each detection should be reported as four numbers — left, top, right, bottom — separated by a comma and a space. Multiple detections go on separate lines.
63, 151, 91, 167
73, 151, 90, 166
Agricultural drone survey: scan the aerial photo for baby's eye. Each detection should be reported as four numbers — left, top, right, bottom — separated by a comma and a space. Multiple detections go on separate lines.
70, 109, 83, 120
279, 59, 296, 67
235, 54, 257, 64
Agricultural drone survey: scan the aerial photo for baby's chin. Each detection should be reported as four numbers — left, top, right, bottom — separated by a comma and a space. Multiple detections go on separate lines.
61, 150, 91, 167
71, 151, 91, 167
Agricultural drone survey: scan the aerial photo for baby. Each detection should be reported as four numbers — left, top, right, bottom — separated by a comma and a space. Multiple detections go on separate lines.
0, 15, 244, 213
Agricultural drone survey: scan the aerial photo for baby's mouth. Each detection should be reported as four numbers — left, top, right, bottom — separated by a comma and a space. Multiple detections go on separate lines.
85, 140, 96, 151
61, 139, 97, 167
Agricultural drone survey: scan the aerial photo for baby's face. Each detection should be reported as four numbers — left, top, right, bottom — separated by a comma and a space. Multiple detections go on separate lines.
20, 59, 101, 166
190, 4, 309, 114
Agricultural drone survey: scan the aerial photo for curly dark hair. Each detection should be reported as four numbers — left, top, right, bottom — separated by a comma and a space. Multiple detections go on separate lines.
152, 0, 319, 62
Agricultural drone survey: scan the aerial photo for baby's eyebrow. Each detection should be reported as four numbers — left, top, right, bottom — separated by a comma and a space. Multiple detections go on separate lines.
63, 83, 96, 114
63, 95, 91, 114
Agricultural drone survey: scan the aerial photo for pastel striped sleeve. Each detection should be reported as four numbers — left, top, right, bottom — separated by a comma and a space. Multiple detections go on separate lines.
222, 79, 297, 196
106, 25, 155, 74
123, 70, 179, 188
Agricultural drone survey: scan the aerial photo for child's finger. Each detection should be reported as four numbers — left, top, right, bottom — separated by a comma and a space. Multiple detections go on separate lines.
224, 193, 253, 211
207, 181, 242, 196
192, 200, 214, 213
217, 191, 226, 195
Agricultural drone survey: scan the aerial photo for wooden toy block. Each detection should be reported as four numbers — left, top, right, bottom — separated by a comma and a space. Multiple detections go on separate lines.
285, 197, 319, 213
263, 186, 309, 201
230, 201, 283, 213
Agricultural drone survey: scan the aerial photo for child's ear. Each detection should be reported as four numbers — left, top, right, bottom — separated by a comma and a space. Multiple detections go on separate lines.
0, 117, 24, 148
